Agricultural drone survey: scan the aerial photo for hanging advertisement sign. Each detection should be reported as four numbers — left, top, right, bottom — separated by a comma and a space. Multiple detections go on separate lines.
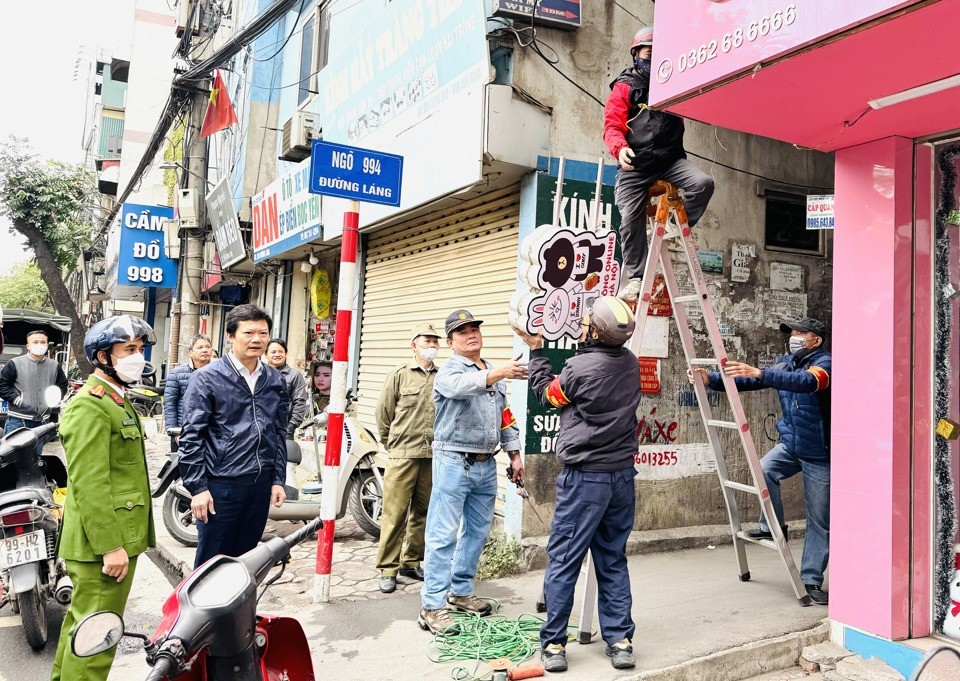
251, 159, 322, 262
117, 204, 177, 288
205, 178, 246, 267
491, 0, 582, 31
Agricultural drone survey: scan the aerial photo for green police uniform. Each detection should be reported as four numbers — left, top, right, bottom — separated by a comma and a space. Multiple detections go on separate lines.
51, 375, 155, 681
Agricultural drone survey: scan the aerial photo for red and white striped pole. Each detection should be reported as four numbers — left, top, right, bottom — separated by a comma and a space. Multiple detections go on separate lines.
314, 200, 360, 603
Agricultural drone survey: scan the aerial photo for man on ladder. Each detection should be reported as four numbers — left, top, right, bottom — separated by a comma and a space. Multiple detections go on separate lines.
689, 318, 832, 605
515, 296, 642, 673
604, 24, 715, 302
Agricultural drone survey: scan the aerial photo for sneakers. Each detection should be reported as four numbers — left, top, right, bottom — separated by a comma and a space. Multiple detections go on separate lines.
745, 525, 788, 542
398, 567, 425, 581
617, 278, 644, 302
447, 593, 493, 616
379, 575, 397, 593
605, 638, 636, 669
417, 608, 461, 635
541, 643, 568, 673
805, 584, 829, 606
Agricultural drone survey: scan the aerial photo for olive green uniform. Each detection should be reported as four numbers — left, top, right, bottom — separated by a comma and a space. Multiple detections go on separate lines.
375, 361, 437, 576
51, 375, 155, 681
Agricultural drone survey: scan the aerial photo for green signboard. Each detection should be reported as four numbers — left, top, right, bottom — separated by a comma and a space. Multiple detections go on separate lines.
524, 172, 623, 455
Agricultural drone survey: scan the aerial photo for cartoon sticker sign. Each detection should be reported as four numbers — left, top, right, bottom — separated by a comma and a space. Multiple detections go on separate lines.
511, 227, 620, 341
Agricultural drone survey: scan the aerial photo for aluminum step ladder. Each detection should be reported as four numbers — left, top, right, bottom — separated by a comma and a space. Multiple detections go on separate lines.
630, 181, 810, 603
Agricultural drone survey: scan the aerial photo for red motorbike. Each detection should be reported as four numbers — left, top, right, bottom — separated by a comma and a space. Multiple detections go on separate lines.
70, 516, 322, 680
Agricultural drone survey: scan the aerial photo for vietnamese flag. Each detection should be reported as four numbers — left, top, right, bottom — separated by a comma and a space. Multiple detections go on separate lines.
200, 69, 238, 138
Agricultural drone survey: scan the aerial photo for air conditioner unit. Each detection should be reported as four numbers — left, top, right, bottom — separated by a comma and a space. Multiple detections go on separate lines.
176, 0, 199, 38
280, 110, 320, 162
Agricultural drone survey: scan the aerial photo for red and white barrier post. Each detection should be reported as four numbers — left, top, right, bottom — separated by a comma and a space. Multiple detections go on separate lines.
314, 200, 360, 603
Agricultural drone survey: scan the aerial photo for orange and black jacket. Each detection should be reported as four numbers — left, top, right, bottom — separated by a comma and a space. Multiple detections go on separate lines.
529, 344, 642, 471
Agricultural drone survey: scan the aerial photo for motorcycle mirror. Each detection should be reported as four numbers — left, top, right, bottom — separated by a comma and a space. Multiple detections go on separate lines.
71, 611, 125, 658
43, 386, 62, 408
911, 646, 960, 681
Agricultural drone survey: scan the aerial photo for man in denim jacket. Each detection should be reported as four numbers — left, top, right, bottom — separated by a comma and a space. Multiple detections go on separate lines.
417, 309, 527, 635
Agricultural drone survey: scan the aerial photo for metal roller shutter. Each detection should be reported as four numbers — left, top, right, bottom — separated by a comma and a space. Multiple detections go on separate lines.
358, 184, 521, 516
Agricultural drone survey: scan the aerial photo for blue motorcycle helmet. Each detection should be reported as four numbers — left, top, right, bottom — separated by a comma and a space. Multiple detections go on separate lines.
84, 315, 156, 384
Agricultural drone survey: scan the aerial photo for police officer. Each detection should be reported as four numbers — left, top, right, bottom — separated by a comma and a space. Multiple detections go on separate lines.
515, 296, 642, 673
52, 315, 156, 681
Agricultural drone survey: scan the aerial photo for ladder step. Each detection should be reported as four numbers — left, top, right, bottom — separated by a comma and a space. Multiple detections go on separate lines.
723, 480, 759, 495
736, 531, 779, 549
673, 294, 704, 304
689, 358, 719, 366
707, 419, 741, 430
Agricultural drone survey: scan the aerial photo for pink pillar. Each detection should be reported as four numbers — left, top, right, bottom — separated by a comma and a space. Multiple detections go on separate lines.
831, 136, 914, 640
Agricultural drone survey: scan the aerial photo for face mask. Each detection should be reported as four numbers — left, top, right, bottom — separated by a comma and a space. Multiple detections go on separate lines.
635, 57, 651, 75
417, 347, 438, 363
112, 352, 146, 383
28, 343, 48, 356
788, 337, 808, 355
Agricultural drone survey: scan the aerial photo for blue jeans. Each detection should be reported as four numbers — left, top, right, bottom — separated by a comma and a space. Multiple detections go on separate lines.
3, 416, 54, 457
757, 443, 830, 586
420, 450, 497, 610
541, 467, 636, 648
195, 479, 272, 568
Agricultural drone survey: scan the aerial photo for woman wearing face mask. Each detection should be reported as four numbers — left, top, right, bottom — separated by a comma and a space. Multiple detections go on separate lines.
0, 329, 69, 455
373, 324, 441, 594
265, 338, 308, 439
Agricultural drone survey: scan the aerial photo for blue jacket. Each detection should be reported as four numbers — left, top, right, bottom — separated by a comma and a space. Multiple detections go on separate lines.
432, 354, 521, 455
163, 362, 197, 429
709, 349, 831, 462
178, 356, 289, 494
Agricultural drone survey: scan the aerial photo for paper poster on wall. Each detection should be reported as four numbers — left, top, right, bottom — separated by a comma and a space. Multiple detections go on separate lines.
698, 249, 723, 273
639, 357, 661, 394
637, 315, 669, 358
764, 290, 808, 328
634, 443, 718, 481
770, 262, 804, 291
511, 227, 620, 341
647, 273, 673, 317
730, 243, 755, 283
806, 195, 835, 230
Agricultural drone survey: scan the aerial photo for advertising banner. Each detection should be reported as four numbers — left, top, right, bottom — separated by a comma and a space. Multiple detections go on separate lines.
117, 204, 177, 289
651, 1, 923, 105
251, 159, 322, 262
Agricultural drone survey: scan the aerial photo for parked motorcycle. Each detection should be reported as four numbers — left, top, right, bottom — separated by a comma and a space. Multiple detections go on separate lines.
0, 386, 70, 650
129, 362, 163, 418
910, 646, 960, 681
70, 515, 323, 680
154, 394, 385, 547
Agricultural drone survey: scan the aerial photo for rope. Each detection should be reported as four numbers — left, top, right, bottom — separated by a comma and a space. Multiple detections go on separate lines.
427, 602, 579, 681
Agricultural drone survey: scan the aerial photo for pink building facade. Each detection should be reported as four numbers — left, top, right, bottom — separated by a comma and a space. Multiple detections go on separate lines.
651, 1, 960, 675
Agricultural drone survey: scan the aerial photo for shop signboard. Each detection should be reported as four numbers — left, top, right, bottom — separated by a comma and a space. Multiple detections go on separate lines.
205, 178, 246, 268
491, 0, 582, 31
651, 0, 924, 105
524, 172, 623, 455
309, 0, 490, 235
308, 140, 403, 207
117, 203, 177, 289
251, 159, 322, 262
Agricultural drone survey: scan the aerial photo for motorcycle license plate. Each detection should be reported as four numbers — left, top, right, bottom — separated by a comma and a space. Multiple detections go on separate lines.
0, 530, 47, 569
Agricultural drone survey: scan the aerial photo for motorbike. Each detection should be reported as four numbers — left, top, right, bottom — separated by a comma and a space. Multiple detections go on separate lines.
0, 386, 70, 650
70, 515, 323, 680
129, 362, 163, 418
910, 645, 960, 681
154, 393, 386, 547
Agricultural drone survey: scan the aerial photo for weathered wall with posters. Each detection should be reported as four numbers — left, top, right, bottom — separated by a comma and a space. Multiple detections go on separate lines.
510, 0, 836, 536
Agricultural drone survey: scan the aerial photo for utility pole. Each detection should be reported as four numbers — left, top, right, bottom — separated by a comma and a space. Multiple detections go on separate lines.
176, 87, 208, 360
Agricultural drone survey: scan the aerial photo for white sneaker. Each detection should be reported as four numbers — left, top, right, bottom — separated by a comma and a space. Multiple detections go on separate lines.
617, 278, 643, 302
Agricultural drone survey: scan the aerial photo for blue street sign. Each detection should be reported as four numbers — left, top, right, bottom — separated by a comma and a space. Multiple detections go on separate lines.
308, 140, 403, 207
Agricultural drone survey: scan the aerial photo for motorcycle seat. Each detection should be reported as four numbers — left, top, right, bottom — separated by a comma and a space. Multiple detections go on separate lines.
286, 439, 302, 465
0, 487, 53, 508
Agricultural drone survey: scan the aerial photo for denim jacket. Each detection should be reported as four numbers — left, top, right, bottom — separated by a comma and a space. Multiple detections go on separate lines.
432, 354, 521, 455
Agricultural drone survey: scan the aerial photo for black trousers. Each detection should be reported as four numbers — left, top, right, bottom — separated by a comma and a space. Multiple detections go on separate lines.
195, 478, 272, 568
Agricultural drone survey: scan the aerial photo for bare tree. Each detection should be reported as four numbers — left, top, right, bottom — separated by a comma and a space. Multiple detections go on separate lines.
0, 138, 97, 375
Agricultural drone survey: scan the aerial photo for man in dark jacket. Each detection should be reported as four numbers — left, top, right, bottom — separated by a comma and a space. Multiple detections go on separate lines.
603, 25, 715, 302
0, 329, 68, 455
690, 318, 832, 605
162, 333, 212, 451
516, 296, 642, 673
179, 305, 289, 568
